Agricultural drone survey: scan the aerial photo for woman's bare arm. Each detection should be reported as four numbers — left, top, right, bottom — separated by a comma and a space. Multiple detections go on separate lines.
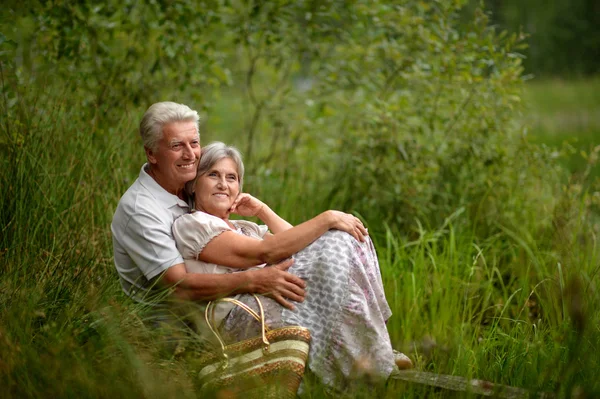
229, 193, 292, 233
255, 204, 293, 234
199, 210, 367, 268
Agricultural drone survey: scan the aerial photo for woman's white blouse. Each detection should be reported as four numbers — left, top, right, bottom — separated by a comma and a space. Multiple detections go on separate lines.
172, 210, 269, 274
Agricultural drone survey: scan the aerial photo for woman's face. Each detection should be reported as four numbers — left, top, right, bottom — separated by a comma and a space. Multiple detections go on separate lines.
194, 157, 240, 219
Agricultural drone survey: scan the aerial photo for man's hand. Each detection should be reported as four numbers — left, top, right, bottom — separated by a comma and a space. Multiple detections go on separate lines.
249, 258, 305, 310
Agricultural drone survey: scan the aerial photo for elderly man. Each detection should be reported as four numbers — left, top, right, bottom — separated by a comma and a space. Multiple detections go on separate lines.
111, 102, 305, 311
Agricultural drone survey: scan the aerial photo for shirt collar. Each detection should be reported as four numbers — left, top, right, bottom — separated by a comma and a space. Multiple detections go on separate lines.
138, 163, 190, 210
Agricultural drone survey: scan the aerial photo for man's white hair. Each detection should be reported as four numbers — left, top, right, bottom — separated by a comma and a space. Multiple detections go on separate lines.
139, 102, 200, 152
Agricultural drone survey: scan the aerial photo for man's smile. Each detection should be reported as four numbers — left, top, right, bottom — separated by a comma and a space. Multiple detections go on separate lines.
177, 163, 196, 169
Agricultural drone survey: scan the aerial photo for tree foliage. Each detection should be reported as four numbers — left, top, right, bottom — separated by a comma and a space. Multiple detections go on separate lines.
1, 0, 562, 234
2, 0, 231, 112
210, 0, 560, 233
466, 0, 600, 76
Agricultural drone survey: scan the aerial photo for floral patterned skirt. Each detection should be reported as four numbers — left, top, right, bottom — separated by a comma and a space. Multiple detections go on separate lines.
220, 230, 395, 391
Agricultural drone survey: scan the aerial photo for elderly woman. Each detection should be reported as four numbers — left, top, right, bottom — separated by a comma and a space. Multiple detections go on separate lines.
172, 142, 411, 391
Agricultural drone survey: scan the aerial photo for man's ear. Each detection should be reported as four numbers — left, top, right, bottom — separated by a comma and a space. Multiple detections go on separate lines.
145, 147, 158, 164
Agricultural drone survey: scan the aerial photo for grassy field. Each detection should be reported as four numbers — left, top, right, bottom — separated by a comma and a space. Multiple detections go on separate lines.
524, 77, 600, 180
1, 77, 599, 398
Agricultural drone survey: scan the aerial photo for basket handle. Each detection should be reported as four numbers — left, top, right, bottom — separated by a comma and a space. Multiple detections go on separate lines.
205, 294, 271, 366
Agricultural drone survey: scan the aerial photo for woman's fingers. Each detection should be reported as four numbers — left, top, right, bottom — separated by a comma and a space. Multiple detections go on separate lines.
354, 227, 365, 242
229, 197, 240, 212
355, 217, 368, 235
230, 194, 258, 216
230, 193, 266, 217
230, 193, 248, 211
354, 218, 367, 242
339, 213, 368, 242
347, 227, 359, 242
329, 211, 368, 242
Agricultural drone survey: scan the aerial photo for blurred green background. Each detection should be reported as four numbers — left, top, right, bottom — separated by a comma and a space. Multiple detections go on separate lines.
1, 0, 599, 397
467, 0, 600, 181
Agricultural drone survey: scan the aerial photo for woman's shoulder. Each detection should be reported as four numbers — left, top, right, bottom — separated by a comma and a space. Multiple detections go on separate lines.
173, 211, 234, 255
173, 210, 231, 232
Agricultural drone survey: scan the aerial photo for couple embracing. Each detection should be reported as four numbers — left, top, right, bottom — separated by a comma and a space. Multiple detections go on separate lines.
111, 101, 412, 393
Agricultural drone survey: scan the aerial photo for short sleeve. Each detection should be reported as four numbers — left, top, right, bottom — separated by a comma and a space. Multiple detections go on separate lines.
232, 220, 269, 238
173, 211, 233, 260
120, 211, 184, 281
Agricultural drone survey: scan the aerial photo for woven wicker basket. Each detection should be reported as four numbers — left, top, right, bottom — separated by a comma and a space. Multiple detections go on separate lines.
198, 295, 311, 398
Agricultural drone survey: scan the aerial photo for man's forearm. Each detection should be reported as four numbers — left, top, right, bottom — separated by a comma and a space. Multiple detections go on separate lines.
162, 259, 304, 309
170, 269, 258, 301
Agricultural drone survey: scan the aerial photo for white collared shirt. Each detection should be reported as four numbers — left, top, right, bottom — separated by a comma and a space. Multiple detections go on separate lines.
111, 164, 190, 303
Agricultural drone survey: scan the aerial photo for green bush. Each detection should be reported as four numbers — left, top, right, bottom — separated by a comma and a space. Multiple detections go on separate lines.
207, 1, 564, 236
5, 0, 566, 234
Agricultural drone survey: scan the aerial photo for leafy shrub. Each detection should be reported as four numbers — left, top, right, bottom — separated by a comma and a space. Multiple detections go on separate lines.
2, 0, 569, 234
211, 1, 564, 235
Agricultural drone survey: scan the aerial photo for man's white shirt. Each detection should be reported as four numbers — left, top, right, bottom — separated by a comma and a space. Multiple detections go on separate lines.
111, 164, 190, 303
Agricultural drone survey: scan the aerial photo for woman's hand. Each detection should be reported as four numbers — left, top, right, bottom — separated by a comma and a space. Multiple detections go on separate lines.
326, 210, 369, 242
229, 193, 266, 217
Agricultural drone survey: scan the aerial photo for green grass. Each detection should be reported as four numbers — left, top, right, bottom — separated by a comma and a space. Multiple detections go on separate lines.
1, 79, 600, 398
524, 77, 600, 180
377, 222, 600, 396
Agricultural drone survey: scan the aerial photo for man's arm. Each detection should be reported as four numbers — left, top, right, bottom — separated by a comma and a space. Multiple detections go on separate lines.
160, 258, 305, 310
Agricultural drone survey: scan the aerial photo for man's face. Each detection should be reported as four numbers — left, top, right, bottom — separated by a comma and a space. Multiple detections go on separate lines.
146, 120, 201, 195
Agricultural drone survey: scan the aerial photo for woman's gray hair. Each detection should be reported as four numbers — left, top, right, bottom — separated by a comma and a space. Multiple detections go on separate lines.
186, 141, 245, 195
139, 102, 200, 152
